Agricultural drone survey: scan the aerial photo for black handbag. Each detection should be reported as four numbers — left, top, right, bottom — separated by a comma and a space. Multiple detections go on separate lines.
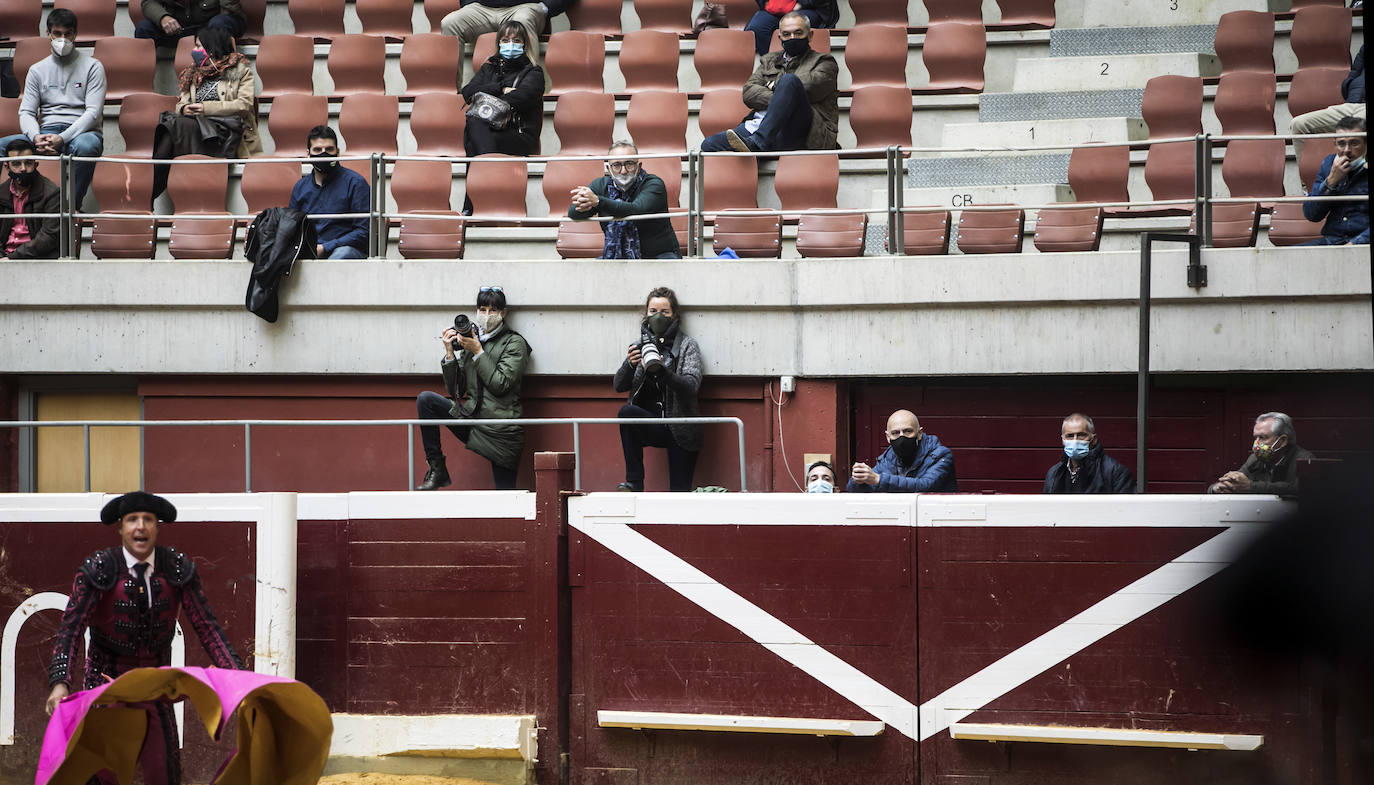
466, 91, 516, 131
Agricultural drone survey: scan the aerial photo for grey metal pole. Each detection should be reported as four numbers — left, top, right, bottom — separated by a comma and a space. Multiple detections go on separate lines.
83, 424, 91, 492
737, 421, 748, 492
407, 425, 415, 490
244, 423, 252, 493
892, 147, 906, 255
59, 155, 71, 258
1136, 236, 1151, 493
572, 422, 581, 491
1199, 134, 1213, 248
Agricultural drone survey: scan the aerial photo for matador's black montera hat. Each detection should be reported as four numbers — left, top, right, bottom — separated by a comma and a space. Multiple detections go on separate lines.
100, 491, 178, 524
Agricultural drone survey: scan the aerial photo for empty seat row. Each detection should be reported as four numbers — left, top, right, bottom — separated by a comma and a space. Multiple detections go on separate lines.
1215, 6, 1356, 76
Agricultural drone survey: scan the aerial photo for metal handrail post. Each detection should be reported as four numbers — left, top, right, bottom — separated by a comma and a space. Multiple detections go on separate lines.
1194, 134, 1210, 248
736, 420, 747, 492
688, 150, 702, 257
1201, 134, 1213, 248
370, 153, 382, 258
892, 146, 905, 255
572, 422, 581, 490
406, 425, 415, 490
1137, 237, 1151, 493
59, 155, 72, 258
83, 424, 91, 492
244, 423, 252, 493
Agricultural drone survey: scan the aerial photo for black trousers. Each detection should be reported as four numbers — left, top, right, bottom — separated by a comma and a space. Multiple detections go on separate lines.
618, 403, 699, 492
416, 390, 518, 489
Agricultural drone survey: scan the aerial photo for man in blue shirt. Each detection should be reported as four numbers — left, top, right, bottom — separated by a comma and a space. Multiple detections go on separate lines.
1302, 116, 1368, 246
847, 409, 958, 493
287, 125, 370, 259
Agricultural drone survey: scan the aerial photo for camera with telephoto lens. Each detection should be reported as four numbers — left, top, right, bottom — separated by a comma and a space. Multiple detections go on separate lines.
452, 314, 475, 341
639, 332, 664, 373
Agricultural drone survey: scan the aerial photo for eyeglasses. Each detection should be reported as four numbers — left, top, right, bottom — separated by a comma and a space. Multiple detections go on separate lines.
607, 160, 639, 172
480, 285, 503, 293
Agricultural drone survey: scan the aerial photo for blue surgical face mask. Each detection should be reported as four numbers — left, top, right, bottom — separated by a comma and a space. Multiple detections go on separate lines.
807, 478, 834, 494
1063, 439, 1091, 460
499, 42, 524, 60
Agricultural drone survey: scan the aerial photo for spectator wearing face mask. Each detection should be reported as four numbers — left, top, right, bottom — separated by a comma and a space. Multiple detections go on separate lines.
805, 460, 838, 494
286, 125, 370, 259
847, 410, 958, 493
568, 140, 681, 259
459, 21, 546, 215
1042, 413, 1135, 494
1208, 412, 1314, 497
1, 138, 61, 260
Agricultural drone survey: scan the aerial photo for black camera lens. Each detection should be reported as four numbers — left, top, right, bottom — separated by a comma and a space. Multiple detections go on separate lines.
453, 314, 473, 337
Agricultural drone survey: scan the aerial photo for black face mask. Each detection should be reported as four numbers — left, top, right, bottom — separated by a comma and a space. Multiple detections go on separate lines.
781, 37, 810, 58
890, 435, 920, 465
310, 152, 337, 175
10, 170, 36, 188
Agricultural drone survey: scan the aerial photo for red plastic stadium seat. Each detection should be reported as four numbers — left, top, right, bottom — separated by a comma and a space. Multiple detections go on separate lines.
91, 37, 156, 101
566, 0, 622, 34
555, 220, 608, 258
1214, 71, 1276, 136
632, 0, 694, 33
701, 154, 758, 213
924, 0, 980, 23
1142, 141, 1197, 215
464, 154, 529, 219
994, 0, 1056, 30
697, 89, 749, 140
471, 32, 497, 76
0, 3, 41, 38
1142, 74, 1203, 139
694, 29, 757, 91
774, 153, 838, 215
240, 0, 268, 40
1222, 139, 1286, 199
0, 98, 21, 137
545, 157, 615, 258
845, 23, 910, 89
288, 0, 346, 39
12, 38, 52, 91
339, 94, 400, 180
626, 91, 689, 152
900, 209, 951, 255
1068, 144, 1130, 207
619, 29, 680, 92
1266, 202, 1323, 246
850, 85, 914, 149
328, 34, 388, 94
241, 160, 304, 214
713, 0, 758, 28
851, 0, 910, 25
391, 159, 465, 259
410, 93, 467, 155
1285, 67, 1347, 119
1214, 10, 1276, 75
65, 0, 116, 39
796, 213, 867, 257
1033, 207, 1104, 252
640, 156, 688, 250
401, 34, 461, 95
116, 93, 178, 158
167, 155, 236, 259
89, 161, 156, 258
266, 93, 329, 155
713, 213, 782, 258
356, 0, 415, 39
424, 0, 463, 32
1298, 141, 1329, 194
395, 213, 467, 258
1190, 202, 1259, 247
917, 22, 985, 94
957, 208, 1024, 253
255, 36, 317, 100
1289, 6, 1352, 70
545, 30, 605, 95
554, 91, 615, 155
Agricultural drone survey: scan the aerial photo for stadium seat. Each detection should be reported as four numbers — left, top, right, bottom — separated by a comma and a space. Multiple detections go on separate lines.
545, 31, 606, 95
640, 156, 689, 251
555, 220, 609, 258
12, 38, 52, 91
424, 0, 462, 32
796, 213, 868, 257
117, 93, 178, 158
174, 36, 197, 74
713, 213, 782, 258
697, 88, 749, 139
1214, 71, 1277, 136
850, 0, 910, 25
328, 34, 388, 94
288, 0, 346, 39
916, 22, 986, 93
391, 159, 465, 259
91, 37, 156, 101
850, 85, 915, 149
0, 98, 21, 137
472, 32, 497, 74
956, 208, 1025, 253
714, 0, 759, 28
544, 158, 610, 258
1266, 202, 1323, 246
266, 93, 329, 155
1067, 144, 1130, 207
1221, 139, 1286, 199
619, 29, 681, 92
845, 24, 910, 89
924, 0, 981, 23
89, 162, 157, 259
166, 155, 236, 259
554, 91, 615, 155
1142, 74, 1203, 138
1285, 67, 1348, 119
255, 35, 317, 99
701, 154, 758, 213
1297, 141, 1329, 193
1191, 201, 1259, 247
626, 91, 689, 152
66, 0, 116, 39
400, 34, 462, 95
410, 93, 468, 155
993, 0, 1056, 30
1142, 141, 1198, 215
464, 154, 529, 219
632, 0, 694, 33
1289, 6, 1352, 70
566, 0, 622, 34
769, 29, 831, 54
1214, 10, 1276, 75
899, 209, 952, 255
240, 160, 304, 214
774, 153, 839, 215
240, 0, 268, 41
339, 94, 400, 180
356, 0, 415, 39
1290, 0, 1346, 6
0, 3, 41, 38
1032, 207, 1104, 252
694, 29, 757, 91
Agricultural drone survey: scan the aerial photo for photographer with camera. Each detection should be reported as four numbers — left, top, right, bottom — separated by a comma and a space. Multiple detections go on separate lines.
415, 286, 532, 490
614, 287, 703, 492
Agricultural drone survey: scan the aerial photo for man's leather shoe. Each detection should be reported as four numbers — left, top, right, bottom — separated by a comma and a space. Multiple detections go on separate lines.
616, 481, 644, 492
417, 458, 451, 490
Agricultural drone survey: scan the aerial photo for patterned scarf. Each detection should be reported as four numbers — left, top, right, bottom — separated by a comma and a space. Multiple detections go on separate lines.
177, 52, 246, 94
602, 170, 645, 259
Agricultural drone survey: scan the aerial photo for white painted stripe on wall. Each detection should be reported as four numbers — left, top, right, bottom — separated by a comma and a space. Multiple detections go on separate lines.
295, 491, 537, 522
329, 713, 536, 760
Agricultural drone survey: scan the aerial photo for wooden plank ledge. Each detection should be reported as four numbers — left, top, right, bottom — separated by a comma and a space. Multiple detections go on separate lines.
949, 722, 1263, 751
597, 710, 884, 737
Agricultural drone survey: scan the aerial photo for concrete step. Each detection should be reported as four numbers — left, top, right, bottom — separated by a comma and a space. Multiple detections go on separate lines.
981, 89, 1147, 122
1011, 53, 1221, 92
940, 117, 1146, 149
1079, 0, 1275, 29
1050, 24, 1217, 57
907, 153, 1072, 189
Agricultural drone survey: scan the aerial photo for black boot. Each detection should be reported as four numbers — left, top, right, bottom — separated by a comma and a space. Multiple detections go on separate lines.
416, 457, 451, 490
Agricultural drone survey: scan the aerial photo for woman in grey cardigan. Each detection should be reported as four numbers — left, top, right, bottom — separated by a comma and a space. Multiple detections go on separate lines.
614, 287, 703, 491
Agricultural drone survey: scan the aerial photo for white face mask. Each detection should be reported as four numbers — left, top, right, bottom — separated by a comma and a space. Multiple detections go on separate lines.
51, 37, 75, 57
610, 170, 637, 189
807, 478, 834, 494
475, 312, 503, 335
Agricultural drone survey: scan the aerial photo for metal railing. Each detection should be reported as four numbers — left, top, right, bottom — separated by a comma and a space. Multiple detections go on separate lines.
3, 416, 749, 493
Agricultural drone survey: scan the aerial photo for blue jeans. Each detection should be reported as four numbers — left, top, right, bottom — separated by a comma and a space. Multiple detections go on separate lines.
134, 14, 246, 47
699, 73, 812, 153
327, 244, 368, 259
0, 124, 103, 209
1299, 234, 1368, 246
744, 9, 824, 55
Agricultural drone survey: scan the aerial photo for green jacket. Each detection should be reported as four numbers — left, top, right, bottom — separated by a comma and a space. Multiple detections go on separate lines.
569, 174, 680, 259
142, 0, 244, 28
742, 48, 839, 150
441, 327, 531, 470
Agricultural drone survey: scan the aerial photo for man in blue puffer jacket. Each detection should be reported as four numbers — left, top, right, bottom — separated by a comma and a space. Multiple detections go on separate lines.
847, 409, 959, 493
1302, 115, 1369, 246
